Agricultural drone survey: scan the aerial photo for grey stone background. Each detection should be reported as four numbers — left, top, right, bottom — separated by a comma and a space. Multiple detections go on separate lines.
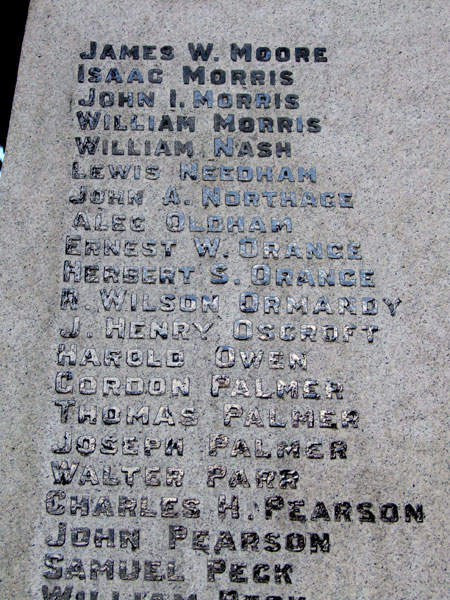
0, 1, 448, 599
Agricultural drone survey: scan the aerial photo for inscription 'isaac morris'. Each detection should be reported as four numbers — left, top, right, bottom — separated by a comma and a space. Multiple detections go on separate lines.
0, 3, 448, 600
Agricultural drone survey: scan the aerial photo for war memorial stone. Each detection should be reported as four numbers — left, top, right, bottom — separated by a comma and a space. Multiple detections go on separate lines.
0, 1, 448, 598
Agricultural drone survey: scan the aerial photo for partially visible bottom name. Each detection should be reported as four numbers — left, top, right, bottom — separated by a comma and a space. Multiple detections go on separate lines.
42, 587, 305, 600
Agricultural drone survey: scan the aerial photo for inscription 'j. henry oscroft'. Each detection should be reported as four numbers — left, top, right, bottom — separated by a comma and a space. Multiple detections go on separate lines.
0, 2, 449, 600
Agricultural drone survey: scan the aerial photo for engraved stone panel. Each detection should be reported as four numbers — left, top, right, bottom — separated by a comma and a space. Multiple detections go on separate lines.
0, 1, 449, 599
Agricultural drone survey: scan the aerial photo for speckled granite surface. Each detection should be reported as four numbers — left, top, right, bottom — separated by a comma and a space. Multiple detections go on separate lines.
0, 2, 448, 599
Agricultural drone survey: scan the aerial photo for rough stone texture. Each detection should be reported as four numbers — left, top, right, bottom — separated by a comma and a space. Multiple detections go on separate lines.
0, 1, 448, 599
